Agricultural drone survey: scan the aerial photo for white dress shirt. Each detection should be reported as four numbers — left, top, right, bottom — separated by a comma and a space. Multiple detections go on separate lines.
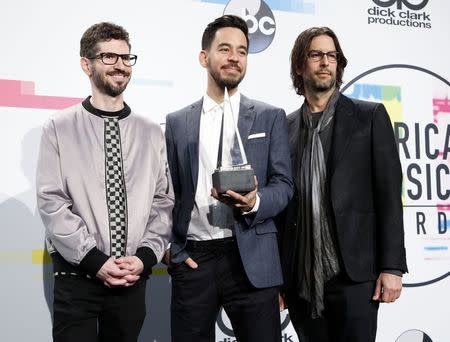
187, 92, 242, 240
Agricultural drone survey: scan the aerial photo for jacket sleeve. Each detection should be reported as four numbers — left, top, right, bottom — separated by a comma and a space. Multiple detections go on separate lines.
36, 119, 109, 276
164, 114, 191, 263
136, 126, 174, 274
372, 103, 408, 273
250, 108, 294, 226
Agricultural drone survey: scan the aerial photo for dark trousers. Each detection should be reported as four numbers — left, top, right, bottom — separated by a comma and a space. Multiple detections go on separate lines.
52, 275, 147, 342
170, 238, 281, 342
286, 274, 379, 342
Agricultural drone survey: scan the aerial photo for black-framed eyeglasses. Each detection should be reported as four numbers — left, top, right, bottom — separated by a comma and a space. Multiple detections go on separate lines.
307, 50, 339, 63
87, 52, 138, 66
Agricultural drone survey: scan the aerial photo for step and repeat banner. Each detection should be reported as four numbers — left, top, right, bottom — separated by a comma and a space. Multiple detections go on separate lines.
1, 0, 449, 341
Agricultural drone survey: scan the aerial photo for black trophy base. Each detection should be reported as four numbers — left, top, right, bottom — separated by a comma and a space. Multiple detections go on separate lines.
212, 167, 255, 194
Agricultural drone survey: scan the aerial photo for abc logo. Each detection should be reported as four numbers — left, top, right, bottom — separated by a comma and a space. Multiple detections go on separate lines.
373, 0, 429, 10
396, 329, 433, 342
224, 0, 276, 53
216, 308, 292, 337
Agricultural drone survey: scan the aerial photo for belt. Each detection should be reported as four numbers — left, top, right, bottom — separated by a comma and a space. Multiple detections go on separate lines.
185, 237, 236, 252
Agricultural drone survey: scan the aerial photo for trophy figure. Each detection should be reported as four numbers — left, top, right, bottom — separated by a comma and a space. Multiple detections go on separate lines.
212, 88, 255, 194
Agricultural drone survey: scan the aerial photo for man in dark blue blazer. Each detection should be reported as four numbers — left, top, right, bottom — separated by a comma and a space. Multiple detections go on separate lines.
165, 15, 293, 342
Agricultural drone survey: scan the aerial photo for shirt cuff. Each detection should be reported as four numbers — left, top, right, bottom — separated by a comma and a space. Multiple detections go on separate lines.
242, 193, 260, 215
135, 247, 158, 277
79, 247, 110, 278
382, 269, 403, 277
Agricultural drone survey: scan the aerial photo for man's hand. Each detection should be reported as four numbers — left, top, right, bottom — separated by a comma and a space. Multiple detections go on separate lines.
372, 272, 402, 303
184, 257, 198, 269
164, 247, 198, 270
164, 249, 198, 269
96, 257, 131, 287
211, 176, 258, 212
114, 256, 144, 287
163, 249, 171, 266
278, 293, 286, 312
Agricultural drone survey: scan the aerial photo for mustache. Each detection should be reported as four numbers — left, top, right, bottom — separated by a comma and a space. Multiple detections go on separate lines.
222, 63, 241, 71
316, 69, 331, 74
107, 70, 130, 77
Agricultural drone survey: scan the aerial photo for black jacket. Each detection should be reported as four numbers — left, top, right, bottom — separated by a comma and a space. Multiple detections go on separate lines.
279, 94, 408, 289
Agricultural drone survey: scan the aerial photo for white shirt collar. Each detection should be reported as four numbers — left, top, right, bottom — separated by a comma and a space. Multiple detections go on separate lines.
202, 91, 241, 117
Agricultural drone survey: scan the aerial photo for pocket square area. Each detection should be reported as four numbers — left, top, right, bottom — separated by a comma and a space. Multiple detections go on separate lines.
248, 132, 266, 139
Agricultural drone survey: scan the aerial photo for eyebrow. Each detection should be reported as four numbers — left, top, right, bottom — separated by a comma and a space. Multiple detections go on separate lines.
217, 43, 248, 52
309, 49, 338, 53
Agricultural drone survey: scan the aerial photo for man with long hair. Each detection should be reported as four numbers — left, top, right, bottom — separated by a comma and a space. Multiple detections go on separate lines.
280, 27, 407, 342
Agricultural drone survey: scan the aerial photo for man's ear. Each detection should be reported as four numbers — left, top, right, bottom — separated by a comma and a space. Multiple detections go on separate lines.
199, 50, 208, 68
295, 66, 302, 77
80, 57, 92, 76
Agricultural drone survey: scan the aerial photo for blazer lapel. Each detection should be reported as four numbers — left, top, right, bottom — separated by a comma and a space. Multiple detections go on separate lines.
187, 99, 202, 190
238, 95, 256, 149
329, 94, 357, 178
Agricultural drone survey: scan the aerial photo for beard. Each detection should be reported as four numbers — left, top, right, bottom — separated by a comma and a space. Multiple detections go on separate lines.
304, 71, 336, 93
210, 64, 245, 90
92, 67, 130, 97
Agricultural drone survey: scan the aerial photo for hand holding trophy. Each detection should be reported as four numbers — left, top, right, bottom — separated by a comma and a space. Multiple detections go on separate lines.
211, 88, 256, 210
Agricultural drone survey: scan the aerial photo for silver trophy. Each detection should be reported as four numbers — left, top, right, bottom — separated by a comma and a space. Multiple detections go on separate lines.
212, 88, 255, 194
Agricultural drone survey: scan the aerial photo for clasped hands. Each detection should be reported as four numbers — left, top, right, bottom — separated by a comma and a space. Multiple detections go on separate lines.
96, 256, 144, 288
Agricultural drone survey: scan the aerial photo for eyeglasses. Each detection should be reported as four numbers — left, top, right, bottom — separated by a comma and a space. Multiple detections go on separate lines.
307, 50, 339, 63
87, 52, 137, 66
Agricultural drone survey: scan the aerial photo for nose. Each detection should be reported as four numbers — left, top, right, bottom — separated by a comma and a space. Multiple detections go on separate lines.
320, 54, 329, 66
228, 49, 239, 62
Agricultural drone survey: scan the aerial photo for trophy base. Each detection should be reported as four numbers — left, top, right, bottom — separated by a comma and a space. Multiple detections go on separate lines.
212, 166, 255, 194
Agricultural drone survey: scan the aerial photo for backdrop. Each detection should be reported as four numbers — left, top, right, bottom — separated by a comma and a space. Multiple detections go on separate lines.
1, 1, 449, 341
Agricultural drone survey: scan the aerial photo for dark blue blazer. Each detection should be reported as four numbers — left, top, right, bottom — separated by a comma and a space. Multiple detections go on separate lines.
165, 95, 293, 288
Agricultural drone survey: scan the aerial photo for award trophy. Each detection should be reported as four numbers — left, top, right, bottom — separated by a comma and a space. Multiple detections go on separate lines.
212, 88, 255, 194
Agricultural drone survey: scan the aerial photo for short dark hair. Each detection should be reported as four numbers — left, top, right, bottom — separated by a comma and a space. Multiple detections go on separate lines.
290, 27, 347, 96
80, 22, 131, 58
201, 15, 249, 50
